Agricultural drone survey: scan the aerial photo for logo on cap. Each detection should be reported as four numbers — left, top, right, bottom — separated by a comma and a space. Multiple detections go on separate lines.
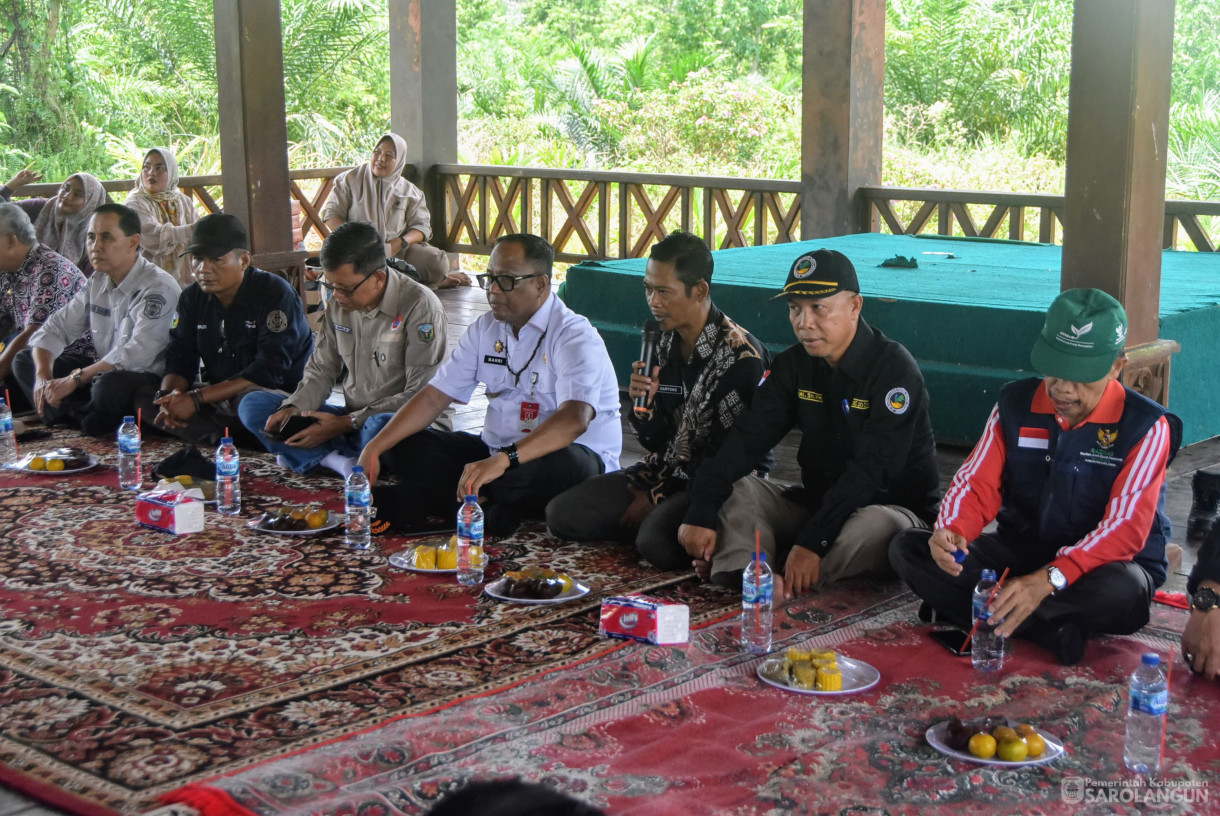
793, 256, 816, 279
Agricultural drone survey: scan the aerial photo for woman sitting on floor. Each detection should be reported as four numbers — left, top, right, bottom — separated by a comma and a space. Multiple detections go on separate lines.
1, 168, 111, 277
321, 132, 469, 290
123, 146, 198, 288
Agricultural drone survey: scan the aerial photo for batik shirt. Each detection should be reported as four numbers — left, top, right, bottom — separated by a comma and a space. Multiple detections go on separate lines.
0, 243, 93, 360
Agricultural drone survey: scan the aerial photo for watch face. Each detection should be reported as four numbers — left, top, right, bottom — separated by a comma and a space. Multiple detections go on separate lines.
1194, 587, 1219, 611
1048, 567, 1067, 591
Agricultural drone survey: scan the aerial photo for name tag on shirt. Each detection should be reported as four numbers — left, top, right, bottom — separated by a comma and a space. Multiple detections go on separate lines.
90, 305, 111, 317
657, 384, 684, 396
484, 354, 507, 366
335, 325, 352, 334
1018, 427, 1050, 449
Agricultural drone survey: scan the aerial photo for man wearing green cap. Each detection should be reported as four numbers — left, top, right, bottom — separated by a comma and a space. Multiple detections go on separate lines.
679, 248, 940, 597
891, 288, 1182, 665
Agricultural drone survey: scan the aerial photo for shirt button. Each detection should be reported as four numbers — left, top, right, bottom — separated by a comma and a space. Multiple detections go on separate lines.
1045, 455, 1052, 462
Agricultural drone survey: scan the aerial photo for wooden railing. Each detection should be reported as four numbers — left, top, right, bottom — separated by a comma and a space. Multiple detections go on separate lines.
10, 168, 1217, 258
435, 164, 802, 263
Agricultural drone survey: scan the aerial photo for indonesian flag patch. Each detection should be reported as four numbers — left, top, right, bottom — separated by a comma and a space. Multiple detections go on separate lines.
1017, 426, 1050, 449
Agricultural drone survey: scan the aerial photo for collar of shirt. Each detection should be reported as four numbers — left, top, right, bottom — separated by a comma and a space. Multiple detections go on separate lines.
505, 290, 557, 341
1031, 377, 1126, 429
372, 267, 408, 319
106, 255, 150, 297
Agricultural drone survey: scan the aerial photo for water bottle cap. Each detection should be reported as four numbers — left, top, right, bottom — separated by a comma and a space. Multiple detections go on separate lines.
464, 494, 478, 501
756, 552, 767, 563
220, 437, 233, 445
1141, 652, 1161, 666
351, 466, 363, 474
122, 416, 135, 423
0, 399, 6, 408
980, 568, 997, 582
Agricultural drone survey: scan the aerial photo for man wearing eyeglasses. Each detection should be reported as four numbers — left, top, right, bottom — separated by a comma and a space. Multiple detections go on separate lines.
358, 233, 621, 538
137, 213, 312, 445
237, 221, 449, 478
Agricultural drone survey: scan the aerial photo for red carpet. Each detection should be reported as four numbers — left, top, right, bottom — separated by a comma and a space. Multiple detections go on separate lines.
0, 431, 738, 814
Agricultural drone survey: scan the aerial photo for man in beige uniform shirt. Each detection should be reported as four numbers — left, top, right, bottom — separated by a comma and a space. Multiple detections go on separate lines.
238, 221, 449, 478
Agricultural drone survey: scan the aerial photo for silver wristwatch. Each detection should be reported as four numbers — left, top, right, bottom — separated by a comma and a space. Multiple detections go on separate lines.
1047, 566, 1068, 595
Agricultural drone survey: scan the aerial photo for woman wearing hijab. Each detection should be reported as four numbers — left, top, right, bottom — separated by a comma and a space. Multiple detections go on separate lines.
321, 133, 469, 289
123, 147, 198, 288
0, 169, 111, 277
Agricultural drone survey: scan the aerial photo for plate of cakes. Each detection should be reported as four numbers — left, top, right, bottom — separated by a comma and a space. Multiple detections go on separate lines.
757, 647, 881, 695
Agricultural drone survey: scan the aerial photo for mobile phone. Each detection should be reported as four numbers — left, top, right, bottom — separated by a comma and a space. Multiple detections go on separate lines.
930, 628, 972, 656
266, 414, 319, 442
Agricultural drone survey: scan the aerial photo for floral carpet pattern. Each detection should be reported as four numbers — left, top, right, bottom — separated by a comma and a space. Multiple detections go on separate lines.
0, 432, 740, 815
202, 594, 1220, 816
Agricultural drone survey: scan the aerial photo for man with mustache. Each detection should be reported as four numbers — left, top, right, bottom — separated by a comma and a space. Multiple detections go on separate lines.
891, 289, 1181, 666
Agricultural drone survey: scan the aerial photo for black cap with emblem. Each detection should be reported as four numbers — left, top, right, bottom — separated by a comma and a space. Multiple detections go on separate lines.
772, 248, 860, 300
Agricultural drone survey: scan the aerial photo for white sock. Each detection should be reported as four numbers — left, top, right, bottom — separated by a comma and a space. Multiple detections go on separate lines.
275, 455, 291, 469
321, 452, 357, 479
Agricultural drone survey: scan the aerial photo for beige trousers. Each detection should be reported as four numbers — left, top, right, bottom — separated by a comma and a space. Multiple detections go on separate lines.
400, 242, 452, 288
710, 475, 928, 587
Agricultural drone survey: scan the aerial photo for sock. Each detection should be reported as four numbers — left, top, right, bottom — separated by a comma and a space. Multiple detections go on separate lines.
321, 452, 357, 479
275, 455, 290, 469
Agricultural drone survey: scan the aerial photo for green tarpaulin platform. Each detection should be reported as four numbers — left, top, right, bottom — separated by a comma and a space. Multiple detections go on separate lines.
564, 233, 1220, 445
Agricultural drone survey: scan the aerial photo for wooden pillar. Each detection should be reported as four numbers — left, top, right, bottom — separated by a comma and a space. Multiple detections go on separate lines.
1061, 0, 1175, 348
800, 0, 885, 240
389, 0, 458, 243
213, 0, 294, 254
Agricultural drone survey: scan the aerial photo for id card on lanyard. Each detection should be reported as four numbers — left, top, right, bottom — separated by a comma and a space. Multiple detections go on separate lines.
519, 372, 540, 433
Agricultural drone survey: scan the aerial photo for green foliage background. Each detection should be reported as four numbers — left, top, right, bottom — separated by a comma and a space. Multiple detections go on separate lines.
0, 0, 1216, 200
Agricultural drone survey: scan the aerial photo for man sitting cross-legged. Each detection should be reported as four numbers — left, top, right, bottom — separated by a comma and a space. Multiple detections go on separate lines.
357, 233, 621, 538
238, 221, 449, 479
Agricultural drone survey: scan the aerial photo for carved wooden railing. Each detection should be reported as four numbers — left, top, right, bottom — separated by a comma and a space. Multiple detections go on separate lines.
435, 164, 803, 263
860, 185, 1220, 252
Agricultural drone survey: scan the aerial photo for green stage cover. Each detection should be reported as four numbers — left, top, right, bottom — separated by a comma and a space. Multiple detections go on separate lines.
564, 233, 1220, 445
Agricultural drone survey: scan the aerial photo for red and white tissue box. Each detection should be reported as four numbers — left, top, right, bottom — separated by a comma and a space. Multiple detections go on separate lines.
599, 594, 689, 645
136, 487, 205, 534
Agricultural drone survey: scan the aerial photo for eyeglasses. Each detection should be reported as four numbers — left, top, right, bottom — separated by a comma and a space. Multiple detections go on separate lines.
476, 272, 544, 292
318, 272, 377, 298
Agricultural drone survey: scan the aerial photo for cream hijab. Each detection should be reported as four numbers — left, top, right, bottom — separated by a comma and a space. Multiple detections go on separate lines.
130, 147, 188, 226
343, 133, 410, 239
32, 173, 110, 267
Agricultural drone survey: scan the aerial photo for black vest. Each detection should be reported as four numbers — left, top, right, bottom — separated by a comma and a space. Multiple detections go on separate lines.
996, 378, 1182, 587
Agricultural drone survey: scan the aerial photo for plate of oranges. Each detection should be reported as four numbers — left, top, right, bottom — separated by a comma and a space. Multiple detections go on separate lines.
248, 506, 338, 535
926, 716, 1064, 766
8, 448, 97, 475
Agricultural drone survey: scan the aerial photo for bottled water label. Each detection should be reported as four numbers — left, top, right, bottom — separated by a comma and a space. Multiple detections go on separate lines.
0, 417, 11, 433
346, 487, 371, 508
119, 437, 140, 454
458, 518, 483, 539
217, 460, 239, 477
743, 581, 772, 605
1131, 687, 1168, 716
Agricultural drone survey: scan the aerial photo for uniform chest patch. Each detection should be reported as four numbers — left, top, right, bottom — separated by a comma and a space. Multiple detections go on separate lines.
798, 389, 823, 403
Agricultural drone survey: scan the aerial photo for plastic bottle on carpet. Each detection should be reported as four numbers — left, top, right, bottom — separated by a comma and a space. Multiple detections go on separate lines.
215, 437, 241, 516
971, 569, 1004, 673
741, 553, 773, 654
345, 466, 372, 550
1124, 652, 1168, 774
0, 399, 14, 465
456, 493, 484, 585
117, 415, 141, 490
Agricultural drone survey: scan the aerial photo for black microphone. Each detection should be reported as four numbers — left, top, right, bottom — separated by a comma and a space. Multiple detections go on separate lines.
634, 319, 661, 415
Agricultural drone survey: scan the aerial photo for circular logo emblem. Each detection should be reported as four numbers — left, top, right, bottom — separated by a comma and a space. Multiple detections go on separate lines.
142, 293, 167, 319
886, 387, 910, 415
267, 310, 288, 333
793, 256, 816, 280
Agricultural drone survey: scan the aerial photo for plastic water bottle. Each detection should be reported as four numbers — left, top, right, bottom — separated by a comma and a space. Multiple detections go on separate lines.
1124, 652, 1168, 773
971, 569, 1005, 672
345, 466, 372, 550
117, 415, 141, 490
215, 437, 241, 516
0, 399, 14, 465
456, 494, 484, 585
741, 553, 774, 654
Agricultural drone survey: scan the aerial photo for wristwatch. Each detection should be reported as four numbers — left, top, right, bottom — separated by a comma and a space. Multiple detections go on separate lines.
1046, 566, 1068, 595
70, 368, 84, 386
1192, 586, 1219, 612
501, 443, 520, 469
349, 414, 360, 431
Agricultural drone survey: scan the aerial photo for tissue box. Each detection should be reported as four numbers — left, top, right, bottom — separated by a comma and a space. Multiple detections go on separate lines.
136, 488, 205, 534
599, 594, 689, 645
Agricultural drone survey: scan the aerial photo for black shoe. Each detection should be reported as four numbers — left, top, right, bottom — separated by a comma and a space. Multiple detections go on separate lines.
483, 503, 521, 538
918, 601, 938, 623
1029, 622, 1086, 666
1188, 469, 1220, 541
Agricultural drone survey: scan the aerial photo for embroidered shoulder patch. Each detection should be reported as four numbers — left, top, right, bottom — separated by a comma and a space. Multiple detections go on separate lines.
170, 311, 179, 329
142, 293, 167, 319
267, 310, 288, 333
417, 322, 435, 344
885, 387, 910, 415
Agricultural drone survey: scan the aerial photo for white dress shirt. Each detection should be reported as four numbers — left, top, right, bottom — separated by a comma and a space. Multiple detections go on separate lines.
430, 292, 621, 471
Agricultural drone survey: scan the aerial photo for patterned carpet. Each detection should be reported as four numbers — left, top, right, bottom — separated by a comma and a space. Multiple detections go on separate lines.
0, 431, 740, 815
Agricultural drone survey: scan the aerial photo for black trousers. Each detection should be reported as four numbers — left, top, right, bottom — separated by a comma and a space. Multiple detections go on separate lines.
889, 528, 1155, 637
373, 428, 605, 530
11, 348, 158, 436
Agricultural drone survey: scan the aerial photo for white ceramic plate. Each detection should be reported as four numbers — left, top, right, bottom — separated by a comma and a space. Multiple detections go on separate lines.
925, 720, 1065, 767
246, 513, 343, 536
387, 545, 459, 574
6, 453, 99, 475
484, 576, 590, 605
757, 654, 881, 696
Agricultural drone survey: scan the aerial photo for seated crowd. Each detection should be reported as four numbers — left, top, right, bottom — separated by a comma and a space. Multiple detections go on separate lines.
1, 159, 1216, 682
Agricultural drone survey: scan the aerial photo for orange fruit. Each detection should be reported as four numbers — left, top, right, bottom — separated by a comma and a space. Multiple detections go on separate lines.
46, 458, 65, 471
1025, 732, 1046, 757
1015, 723, 1036, 737
29, 456, 46, 471
305, 509, 328, 529
992, 726, 1018, 743
968, 732, 997, 759
288, 507, 307, 520
997, 737, 1029, 762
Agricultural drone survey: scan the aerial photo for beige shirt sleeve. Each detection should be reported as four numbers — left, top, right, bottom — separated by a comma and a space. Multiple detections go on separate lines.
319, 171, 353, 223
398, 181, 433, 242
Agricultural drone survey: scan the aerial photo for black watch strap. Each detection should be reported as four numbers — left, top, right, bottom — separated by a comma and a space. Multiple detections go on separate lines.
502, 443, 520, 469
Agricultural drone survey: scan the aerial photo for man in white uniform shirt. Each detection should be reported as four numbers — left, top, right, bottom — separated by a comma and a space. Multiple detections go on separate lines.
358, 233, 621, 537
13, 203, 180, 435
